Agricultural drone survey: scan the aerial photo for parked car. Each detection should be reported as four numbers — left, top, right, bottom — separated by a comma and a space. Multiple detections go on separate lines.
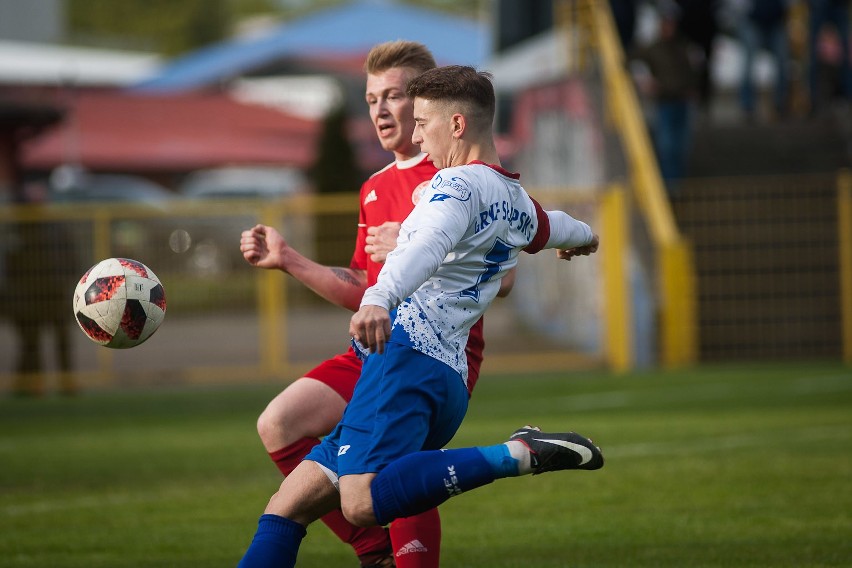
40, 166, 310, 277
178, 166, 307, 200
173, 166, 310, 275
45, 168, 179, 268
49, 168, 176, 206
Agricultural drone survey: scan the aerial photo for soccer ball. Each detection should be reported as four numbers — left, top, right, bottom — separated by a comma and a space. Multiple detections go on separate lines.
72, 258, 166, 348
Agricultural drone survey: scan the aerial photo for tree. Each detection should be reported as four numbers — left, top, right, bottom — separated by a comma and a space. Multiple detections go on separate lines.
309, 104, 362, 195
308, 103, 363, 267
67, 0, 237, 54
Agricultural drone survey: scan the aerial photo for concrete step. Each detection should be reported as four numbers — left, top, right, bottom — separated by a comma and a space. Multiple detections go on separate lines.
687, 104, 851, 177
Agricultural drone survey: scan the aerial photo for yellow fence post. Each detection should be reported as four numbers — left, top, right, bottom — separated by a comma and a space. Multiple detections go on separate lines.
92, 209, 114, 384
257, 205, 286, 379
660, 240, 698, 368
838, 169, 852, 365
583, 0, 697, 368
601, 185, 633, 372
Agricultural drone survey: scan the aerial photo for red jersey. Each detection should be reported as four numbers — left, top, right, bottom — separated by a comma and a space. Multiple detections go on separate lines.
349, 153, 485, 393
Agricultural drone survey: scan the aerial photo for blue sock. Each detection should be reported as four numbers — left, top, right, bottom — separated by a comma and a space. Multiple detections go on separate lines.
370, 448, 495, 526
477, 443, 521, 478
237, 514, 306, 568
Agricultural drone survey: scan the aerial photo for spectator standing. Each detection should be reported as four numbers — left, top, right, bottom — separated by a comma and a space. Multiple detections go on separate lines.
632, 1, 700, 194
807, 0, 851, 112
677, 0, 723, 109
610, 0, 640, 53
5, 181, 77, 396
737, 0, 792, 119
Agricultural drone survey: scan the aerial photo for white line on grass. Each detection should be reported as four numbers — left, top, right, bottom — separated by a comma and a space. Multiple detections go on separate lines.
0, 493, 144, 517
554, 372, 852, 411
4, 427, 847, 518
602, 425, 849, 459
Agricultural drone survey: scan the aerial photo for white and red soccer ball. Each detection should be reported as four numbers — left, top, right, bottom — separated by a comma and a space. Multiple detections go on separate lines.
72, 258, 166, 348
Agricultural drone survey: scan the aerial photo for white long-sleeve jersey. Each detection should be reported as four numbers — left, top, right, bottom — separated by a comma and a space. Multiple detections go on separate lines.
359, 161, 593, 385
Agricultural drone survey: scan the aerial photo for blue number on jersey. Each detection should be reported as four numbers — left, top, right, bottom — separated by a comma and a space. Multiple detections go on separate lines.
460, 238, 513, 302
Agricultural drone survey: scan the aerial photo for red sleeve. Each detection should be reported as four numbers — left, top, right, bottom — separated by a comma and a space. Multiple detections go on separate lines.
522, 197, 550, 254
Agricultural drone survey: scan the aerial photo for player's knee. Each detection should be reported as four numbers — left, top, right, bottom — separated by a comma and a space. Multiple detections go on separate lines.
256, 405, 291, 450
339, 473, 379, 527
256, 412, 271, 443
340, 499, 377, 528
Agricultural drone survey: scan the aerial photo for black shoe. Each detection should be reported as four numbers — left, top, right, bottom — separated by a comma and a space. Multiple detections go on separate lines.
359, 543, 395, 568
509, 425, 604, 473
360, 554, 395, 568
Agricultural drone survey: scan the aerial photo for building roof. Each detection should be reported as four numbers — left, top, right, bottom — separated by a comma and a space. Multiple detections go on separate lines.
0, 40, 160, 87
0, 97, 63, 130
134, 0, 489, 92
20, 91, 321, 172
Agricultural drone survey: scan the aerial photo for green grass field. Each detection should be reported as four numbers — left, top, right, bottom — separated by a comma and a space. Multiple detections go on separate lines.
1, 362, 850, 567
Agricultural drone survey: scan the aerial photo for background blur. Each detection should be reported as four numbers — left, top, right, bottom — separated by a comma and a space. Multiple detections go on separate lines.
0, 0, 850, 396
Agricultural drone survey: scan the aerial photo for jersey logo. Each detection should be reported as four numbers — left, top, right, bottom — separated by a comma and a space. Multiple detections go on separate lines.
395, 540, 428, 556
363, 189, 378, 205
338, 445, 351, 456
412, 180, 429, 205
430, 193, 459, 202
429, 174, 471, 203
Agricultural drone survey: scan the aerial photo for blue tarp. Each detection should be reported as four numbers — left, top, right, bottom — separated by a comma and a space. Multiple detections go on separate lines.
133, 0, 490, 92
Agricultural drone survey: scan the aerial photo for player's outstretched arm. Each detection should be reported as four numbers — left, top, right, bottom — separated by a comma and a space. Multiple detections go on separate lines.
557, 233, 599, 261
541, 210, 598, 257
240, 224, 368, 311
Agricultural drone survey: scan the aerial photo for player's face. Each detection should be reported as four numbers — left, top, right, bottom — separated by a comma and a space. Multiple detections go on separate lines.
365, 67, 419, 159
412, 97, 454, 169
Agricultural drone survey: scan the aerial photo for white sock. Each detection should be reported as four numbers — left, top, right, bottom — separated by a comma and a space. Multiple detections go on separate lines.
504, 440, 532, 475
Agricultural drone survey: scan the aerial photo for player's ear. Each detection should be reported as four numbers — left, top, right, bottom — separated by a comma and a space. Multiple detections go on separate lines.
451, 113, 466, 139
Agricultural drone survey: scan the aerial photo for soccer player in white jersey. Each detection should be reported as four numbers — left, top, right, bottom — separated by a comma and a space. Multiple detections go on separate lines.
237, 66, 603, 568
241, 41, 514, 568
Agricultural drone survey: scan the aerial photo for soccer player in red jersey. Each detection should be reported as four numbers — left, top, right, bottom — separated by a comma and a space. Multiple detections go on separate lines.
236, 64, 601, 568
240, 41, 512, 568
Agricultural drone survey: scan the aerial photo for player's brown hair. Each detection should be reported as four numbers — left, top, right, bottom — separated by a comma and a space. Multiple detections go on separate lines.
364, 40, 436, 75
406, 65, 496, 129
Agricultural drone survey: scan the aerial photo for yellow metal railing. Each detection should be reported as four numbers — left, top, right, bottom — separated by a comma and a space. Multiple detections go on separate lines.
600, 184, 633, 373
1, 190, 610, 392
4, 166, 845, 391
838, 169, 852, 365
0, 193, 359, 389
559, 0, 698, 368
526, 185, 632, 373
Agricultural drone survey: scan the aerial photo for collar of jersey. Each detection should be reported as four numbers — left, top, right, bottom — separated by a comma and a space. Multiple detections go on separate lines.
396, 152, 428, 170
467, 160, 520, 179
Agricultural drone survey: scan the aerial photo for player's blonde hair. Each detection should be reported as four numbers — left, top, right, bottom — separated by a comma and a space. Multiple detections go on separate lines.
364, 40, 436, 75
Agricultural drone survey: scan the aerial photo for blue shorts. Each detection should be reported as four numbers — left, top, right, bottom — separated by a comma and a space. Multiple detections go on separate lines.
305, 341, 469, 477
